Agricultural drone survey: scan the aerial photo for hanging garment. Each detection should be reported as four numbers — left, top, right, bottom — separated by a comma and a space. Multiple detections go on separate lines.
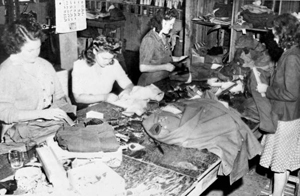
247, 70, 278, 133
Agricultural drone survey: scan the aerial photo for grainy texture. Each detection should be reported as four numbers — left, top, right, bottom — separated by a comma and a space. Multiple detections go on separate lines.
113, 155, 196, 195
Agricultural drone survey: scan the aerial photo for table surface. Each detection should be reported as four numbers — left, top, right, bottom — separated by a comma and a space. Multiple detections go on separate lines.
76, 100, 221, 195
0, 79, 256, 195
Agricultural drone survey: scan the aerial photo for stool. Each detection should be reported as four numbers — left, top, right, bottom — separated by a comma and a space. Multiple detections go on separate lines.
267, 170, 300, 196
286, 170, 300, 196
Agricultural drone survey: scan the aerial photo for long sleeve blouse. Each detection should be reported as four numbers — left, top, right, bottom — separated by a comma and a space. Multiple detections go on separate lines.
266, 45, 300, 121
0, 55, 65, 124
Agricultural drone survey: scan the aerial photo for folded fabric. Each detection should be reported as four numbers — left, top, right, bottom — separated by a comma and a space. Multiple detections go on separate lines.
4, 120, 64, 143
55, 123, 119, 152
113, 84, 164, 116
128, 84, 164, 101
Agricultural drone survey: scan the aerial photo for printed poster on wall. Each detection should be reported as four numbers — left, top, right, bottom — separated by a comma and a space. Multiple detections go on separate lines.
55, 0, 87, 33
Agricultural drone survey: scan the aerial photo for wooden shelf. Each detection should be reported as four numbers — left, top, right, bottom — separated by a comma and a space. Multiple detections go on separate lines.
192, 19, 230, 28
86, 0, 184, 20
235, 27, 270, 33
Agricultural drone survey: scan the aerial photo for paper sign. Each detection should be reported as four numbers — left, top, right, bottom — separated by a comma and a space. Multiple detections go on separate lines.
55, 0, 87, 33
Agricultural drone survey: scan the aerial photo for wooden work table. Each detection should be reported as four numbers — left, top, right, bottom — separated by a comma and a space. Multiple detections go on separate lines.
0, 79, 259, 195
0, 101, 221, 196
75, 100, 221, 196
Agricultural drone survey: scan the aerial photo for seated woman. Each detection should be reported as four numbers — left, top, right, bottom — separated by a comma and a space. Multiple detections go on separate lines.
72, 35, 134, 106
0, 15, 70, 141
138, 8, 188, 86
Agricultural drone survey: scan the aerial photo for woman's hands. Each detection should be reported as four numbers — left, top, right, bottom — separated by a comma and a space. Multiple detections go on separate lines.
140, 62, 176, 73
172, 55, 189, 63
106, 93, 119, 103
119, 89, 131, 99
39, 108, 68, 121
257, 83, 268, 94
165, 63, 176, 72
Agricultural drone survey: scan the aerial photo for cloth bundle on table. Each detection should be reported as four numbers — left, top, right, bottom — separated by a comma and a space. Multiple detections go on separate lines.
142, 98, 262, 184
4, 120, 64, 144
113, 84, 164, 116
0, 120, 64, 155
55, 123, 120, 153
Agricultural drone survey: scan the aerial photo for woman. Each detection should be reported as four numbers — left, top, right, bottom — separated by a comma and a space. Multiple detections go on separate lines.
257, 13, 300, 196
0, 16, 69, 140
72, 35, 134, 105
137, 8, 188, 86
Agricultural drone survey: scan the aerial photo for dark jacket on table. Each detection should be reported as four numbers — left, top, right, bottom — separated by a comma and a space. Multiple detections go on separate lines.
266, 45, 300, 121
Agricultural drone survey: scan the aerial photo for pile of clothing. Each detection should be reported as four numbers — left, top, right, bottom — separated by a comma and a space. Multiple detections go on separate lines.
233, 2, 277, 30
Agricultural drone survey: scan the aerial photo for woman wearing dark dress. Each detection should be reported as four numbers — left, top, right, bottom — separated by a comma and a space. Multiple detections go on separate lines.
137, 8, 187, 86
257, 13, 300, 196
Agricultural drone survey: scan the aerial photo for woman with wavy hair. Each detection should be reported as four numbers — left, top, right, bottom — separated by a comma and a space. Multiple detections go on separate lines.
72, 35, 133, 106
257, 13, 300, 196
0, 15, 70, 141
137, 8, 187, 86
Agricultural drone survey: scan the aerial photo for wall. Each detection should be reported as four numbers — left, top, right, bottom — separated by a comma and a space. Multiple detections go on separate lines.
123, 11, 151, 51
0, 1, 52, 64
0, 2, 49, 25
86, 0, 185, 53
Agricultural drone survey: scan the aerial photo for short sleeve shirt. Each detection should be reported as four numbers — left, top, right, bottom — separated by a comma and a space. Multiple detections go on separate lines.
138, 30, 173, 86
140, 29, 173, 65
72, 59, 132, 95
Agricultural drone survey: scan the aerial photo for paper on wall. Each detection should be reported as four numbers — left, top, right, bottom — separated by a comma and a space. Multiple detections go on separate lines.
55, 0, 87, 33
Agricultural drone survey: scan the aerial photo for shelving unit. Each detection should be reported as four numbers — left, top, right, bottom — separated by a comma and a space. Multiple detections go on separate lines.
184, 0, 233, 63
85, 0, 186, 54
85, 0, 184, 20
185, 0, 300, 64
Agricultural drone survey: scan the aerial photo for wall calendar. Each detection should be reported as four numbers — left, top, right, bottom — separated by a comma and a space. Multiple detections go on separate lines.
55, 0, 87, 33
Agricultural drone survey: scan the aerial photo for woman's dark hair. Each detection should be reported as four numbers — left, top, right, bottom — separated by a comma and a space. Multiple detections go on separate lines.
149, 8, 178, 33
80, 35, 122, 66
260, 30, 284, 62
272, 13, 300, 49
1, 14, 43, 55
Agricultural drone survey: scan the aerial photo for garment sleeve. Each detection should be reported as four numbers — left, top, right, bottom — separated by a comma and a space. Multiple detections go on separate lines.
139, 36, 155, 65
114, 60, 133, 89
266, 55, 300, 101
0, 69, 19, 123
